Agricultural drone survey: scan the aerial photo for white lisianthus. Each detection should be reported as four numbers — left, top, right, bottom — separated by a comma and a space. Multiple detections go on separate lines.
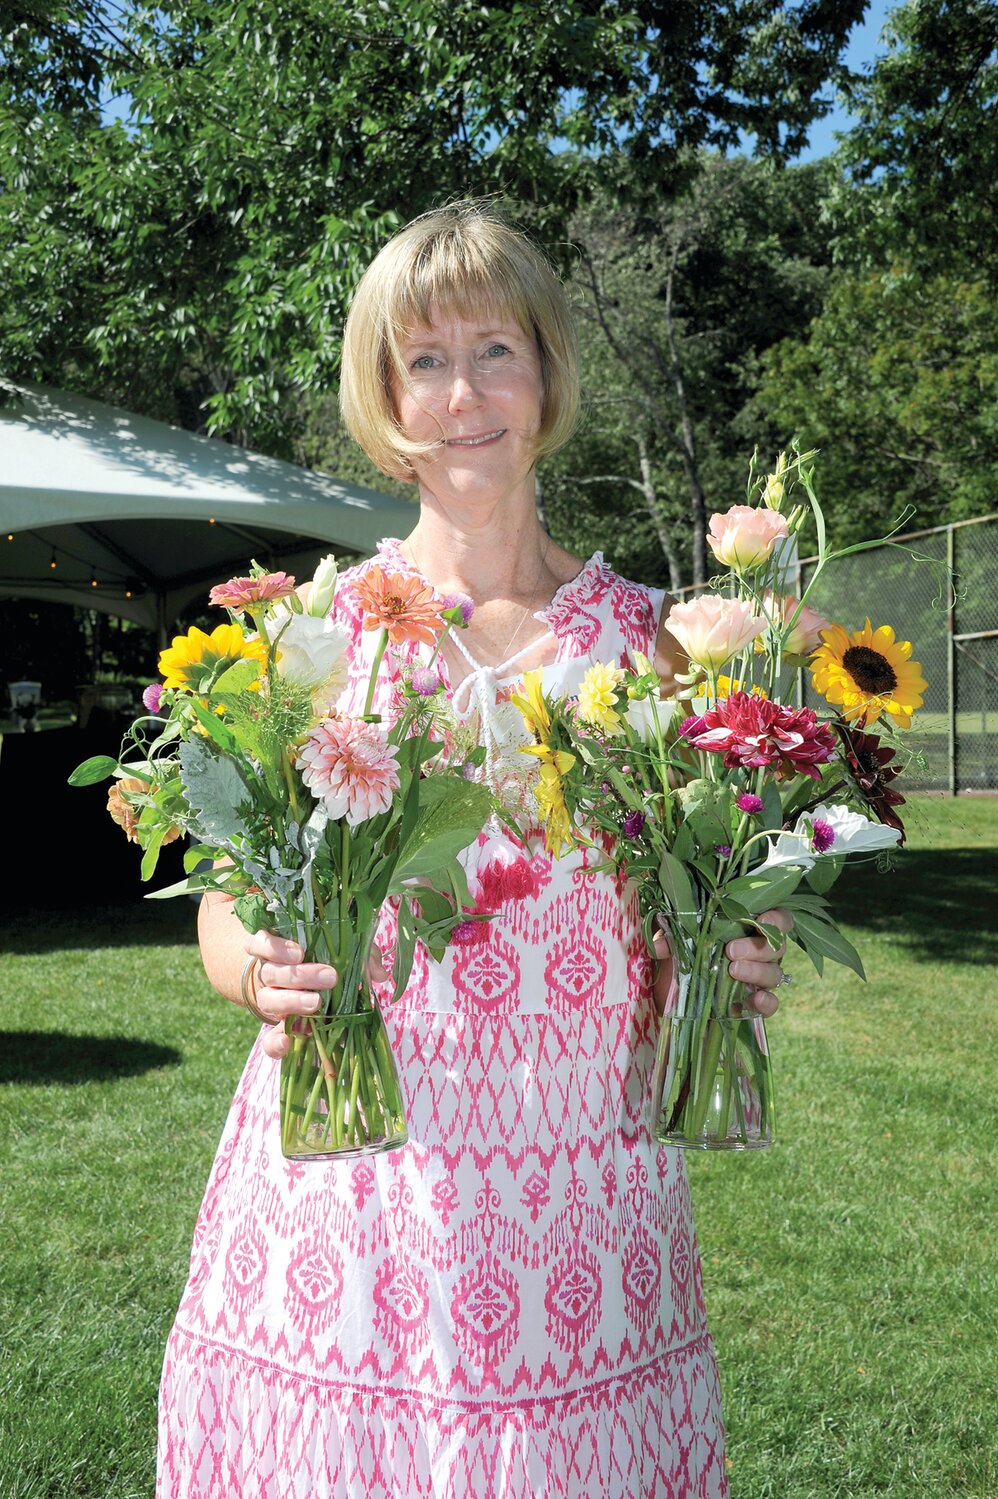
275, 613, 349, 692
307, 554, 338, 618
755, 830, 816, 873
805, 803, 902, 855
623, 694, 677, 741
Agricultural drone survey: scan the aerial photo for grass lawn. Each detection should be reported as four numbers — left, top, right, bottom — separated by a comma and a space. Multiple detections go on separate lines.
0, 794, 995, 1498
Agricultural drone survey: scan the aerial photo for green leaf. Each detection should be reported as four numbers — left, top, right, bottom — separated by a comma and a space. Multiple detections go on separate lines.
805, 855, 845, 895
67, 754, 119, 787
791, 910, 866, 979
391, 778, 492, 884
724, 866, 802, 912
233, 890, 270, 932
656, 848, 696, 919
212, 658, 262, 695
178, 738, 254, 844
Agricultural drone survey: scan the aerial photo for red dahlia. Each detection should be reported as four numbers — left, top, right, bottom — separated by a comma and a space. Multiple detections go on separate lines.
680, 692, 837, 780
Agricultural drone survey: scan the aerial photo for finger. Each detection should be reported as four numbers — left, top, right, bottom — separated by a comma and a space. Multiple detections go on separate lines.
726, 930, 787, 963
758, 908, 794, 934
368, 945, 389, 984
258, 960, 337, 993
260, 1024, 292, 1060
245, 929, 305, 965
744, 988, 780, 1018
727, 956, 784, 991
254, 981, 326, 1022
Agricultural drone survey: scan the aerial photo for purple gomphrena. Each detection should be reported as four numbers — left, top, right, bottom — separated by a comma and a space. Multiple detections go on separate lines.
142, 682, 163, 713
411, 666, 440, 697
442, 591, 475, 626
811, 819, 836, 853
736, 792, 764, 814
622, 811, 646, 839
715, 844, 732, 858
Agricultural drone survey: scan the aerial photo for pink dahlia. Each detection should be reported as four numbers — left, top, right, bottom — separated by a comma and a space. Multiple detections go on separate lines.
209, 571, 297, 611
296, 718, 400, 825
680, 692, 837, 780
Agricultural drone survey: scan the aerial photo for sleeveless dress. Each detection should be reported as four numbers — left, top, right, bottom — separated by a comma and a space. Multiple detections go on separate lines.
156, 542, 729, 1499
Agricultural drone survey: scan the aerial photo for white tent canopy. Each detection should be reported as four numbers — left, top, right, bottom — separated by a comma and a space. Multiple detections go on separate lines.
0, 382, 413, 635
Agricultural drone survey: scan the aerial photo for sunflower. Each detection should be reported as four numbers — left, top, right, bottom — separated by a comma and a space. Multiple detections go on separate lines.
810, 619, 926, 729
158, 623, 268, 692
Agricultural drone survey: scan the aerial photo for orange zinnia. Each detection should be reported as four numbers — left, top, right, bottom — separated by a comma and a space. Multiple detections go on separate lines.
352, 565, 447, 647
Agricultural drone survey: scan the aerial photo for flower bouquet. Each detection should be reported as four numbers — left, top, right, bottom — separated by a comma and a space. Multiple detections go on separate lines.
515, 445, 926, 1151
71, 557, 494, 1159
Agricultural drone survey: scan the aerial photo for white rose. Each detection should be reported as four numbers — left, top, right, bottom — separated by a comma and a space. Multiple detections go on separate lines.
275, 613, 349, 691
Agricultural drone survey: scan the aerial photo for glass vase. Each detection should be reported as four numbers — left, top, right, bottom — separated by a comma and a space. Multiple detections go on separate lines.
278, 920, 407, 1160
650, 945, 775, 1151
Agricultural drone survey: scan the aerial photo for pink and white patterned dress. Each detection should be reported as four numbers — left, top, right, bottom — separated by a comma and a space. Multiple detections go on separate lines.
157, 542, 729, 1499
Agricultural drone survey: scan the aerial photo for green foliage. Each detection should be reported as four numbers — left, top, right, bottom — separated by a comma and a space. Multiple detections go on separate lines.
1, 0, 864, 453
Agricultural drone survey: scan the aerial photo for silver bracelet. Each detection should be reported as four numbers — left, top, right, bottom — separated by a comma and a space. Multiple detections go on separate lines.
240, 956, 270, 1023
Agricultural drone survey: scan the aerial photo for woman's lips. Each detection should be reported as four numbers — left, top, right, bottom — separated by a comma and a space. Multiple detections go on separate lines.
445, 429, 506, 447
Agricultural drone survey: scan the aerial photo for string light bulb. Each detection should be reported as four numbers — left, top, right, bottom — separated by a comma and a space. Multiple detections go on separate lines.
6, 533, 12, 541
90, 577, 98, 588
50, 551, 57, 569
209, 516, 216, 525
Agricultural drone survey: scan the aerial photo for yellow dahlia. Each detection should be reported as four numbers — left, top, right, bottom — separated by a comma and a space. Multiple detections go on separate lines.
158, 623, 268, 692
577, 662, 625, 735
810, 618, 926, 729
511, 668, 552, 742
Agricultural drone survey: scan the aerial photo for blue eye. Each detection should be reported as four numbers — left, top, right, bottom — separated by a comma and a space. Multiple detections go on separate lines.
486, 344, 509, 358
411, 355, 436, 371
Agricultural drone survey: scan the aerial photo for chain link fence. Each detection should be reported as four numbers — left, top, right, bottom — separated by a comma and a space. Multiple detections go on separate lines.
674, 515, 997, 795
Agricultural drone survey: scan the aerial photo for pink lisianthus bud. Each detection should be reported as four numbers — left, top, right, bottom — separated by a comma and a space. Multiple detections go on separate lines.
142, 682, 163, 713
763, 591, 831, 656
665, 595, 766, 672
411, 666, 441, 697
708, 506, 789, 569
736, 792, 764, 814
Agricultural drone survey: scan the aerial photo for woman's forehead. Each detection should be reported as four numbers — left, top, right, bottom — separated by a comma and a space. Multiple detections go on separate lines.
399, 303, 529, 343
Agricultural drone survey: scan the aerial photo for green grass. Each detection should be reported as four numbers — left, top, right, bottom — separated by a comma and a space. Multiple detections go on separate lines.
0, 796, 995, 1498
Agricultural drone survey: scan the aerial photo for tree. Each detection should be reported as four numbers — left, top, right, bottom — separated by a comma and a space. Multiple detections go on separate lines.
1, 0, 866, 455
826, 0, 998, 284
543, 155, 832, 586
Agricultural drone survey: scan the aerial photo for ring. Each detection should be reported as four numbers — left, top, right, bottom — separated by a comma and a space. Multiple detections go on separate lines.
775, 972, 793, 989
240, 956, 270, 1023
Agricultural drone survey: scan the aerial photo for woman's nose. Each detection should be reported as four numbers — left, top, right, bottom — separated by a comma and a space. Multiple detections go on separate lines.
446, 364, 484, 412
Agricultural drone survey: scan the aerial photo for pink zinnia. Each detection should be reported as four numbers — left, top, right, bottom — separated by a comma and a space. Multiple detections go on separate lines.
681, 692, 837, 780
209, 572, 297, 610
296, 718, 400, 826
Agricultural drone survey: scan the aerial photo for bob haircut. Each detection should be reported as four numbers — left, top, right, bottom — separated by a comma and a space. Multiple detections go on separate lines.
339, 201, 579, 481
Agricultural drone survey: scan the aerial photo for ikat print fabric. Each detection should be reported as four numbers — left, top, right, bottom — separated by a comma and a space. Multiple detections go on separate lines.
156, 547, 730, 1498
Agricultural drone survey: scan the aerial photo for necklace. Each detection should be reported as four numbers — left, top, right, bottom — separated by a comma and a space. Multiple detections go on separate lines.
404, 533, 551, 669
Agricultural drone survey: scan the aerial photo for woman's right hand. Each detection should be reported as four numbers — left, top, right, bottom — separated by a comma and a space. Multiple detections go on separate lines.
245, 930, 390, 1060
245, 930, 336, 1059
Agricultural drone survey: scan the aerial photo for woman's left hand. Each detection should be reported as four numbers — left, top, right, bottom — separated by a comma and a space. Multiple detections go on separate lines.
652, 907, 793, 1017
723, 908, 793, 1016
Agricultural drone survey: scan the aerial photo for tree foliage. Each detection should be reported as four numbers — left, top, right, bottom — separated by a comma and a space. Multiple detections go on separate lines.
1, 0, 864, 452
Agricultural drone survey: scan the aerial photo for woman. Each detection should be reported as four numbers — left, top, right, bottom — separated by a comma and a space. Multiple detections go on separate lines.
157, 201, 790, 1498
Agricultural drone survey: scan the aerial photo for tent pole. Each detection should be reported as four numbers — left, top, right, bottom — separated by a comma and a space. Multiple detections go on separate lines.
156, 593, 169, 652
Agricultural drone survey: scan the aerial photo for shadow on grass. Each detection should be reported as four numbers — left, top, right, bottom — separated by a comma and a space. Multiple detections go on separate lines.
829, 848, 997, 966
6, 901, 199, 955
0, 1032, 181, 1085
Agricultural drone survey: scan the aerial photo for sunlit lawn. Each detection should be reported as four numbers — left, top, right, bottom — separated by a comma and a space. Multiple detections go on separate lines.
0, 795, 995, 1498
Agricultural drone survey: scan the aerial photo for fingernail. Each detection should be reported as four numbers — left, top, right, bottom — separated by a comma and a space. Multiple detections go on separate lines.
316, 967, 337, 988
303, 995, 321, 1012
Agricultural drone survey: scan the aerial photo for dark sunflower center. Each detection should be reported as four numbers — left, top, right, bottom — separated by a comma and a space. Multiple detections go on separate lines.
843, 645, 897, 695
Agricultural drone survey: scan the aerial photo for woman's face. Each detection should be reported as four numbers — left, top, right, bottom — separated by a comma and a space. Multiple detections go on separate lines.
390, 305, 544, 512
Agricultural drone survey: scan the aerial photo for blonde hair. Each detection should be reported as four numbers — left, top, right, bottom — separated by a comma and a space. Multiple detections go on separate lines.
339, 201, 578, 481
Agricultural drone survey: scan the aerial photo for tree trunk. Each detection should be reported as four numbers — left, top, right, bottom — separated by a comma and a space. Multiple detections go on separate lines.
664, 245, 708, 584
636, 433, 683, 593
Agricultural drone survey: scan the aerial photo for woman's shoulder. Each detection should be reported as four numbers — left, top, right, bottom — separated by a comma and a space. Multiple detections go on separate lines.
543, 549, 667, 656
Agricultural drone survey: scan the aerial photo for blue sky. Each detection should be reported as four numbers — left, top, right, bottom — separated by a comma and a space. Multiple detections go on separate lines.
793, 0, 895, 161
